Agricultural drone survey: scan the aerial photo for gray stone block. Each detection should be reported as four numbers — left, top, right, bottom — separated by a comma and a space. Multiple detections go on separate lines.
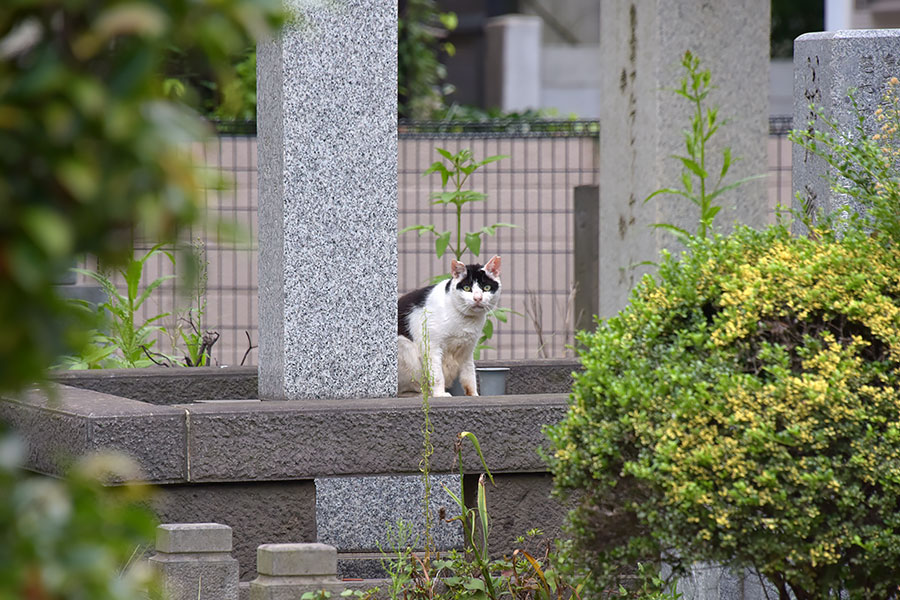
0, 385, 186, 482
52, 360, 576, 403
250, 544, 344, 600
316, 474, 463, 552
151, 554, 240, 600
477, 473, 571, 559
793, 29, 900, 227
52, 366, 258, 404
157, 523, 234, 553
150, 522, 240, 600
257, 0, 397, 400
180, 395, 568, 481
257, 543, 336, 577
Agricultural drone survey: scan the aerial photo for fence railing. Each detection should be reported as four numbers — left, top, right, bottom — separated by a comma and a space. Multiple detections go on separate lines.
73, 117, 796, 366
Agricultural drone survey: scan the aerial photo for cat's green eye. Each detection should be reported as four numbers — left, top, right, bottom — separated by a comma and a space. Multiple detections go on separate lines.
463, 285, 471, 291
484, 284, 492, 291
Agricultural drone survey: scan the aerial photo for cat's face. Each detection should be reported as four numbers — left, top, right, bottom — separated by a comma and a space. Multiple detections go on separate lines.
448, 255, 501, 315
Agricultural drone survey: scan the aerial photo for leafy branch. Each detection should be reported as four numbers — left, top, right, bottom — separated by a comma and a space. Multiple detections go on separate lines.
645, 50, 761, 242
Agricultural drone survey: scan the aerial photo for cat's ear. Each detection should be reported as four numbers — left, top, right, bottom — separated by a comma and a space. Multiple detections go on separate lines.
484, 255, 501, 279
451, 260, 467, 279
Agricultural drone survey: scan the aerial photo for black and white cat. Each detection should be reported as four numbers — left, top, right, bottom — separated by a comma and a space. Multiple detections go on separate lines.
398, 256, 502, 397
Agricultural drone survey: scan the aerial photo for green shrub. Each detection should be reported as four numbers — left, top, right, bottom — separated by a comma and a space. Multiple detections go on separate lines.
546, 220, 900, 598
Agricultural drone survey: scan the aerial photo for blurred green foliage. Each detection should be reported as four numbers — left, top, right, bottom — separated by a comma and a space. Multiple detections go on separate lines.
398, 0, 456, 119
0, 430, 163, 599
0, 0, 285, 393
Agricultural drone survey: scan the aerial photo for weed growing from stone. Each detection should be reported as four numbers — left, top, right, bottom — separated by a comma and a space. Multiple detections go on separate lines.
645, 51, 760, 242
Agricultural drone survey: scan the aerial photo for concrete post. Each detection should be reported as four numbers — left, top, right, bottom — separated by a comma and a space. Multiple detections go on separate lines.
573, 185, 599, 332
793, 29, 900, 227
484, 15, 542, 112
249, 543, 344, 599
598, 0, 769, 318
256, 0, 397, 400
149, 523, 239, 600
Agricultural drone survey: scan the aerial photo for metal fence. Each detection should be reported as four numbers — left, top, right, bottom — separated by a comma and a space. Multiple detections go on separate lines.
78, 117, 796, 366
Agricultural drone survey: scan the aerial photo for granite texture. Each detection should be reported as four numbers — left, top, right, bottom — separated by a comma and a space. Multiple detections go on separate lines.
316, 474, 463, 552
598, 0, 770, 318
53, 366, 257, 404
155, 481, 317, 581
257, 0, 398, 400
156, 523, 234, 553
793, 29, 900, 228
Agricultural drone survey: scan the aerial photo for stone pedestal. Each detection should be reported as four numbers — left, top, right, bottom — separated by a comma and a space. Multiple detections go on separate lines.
598, 0, 769, 317
250, 543, 344, 600
793, 29, 900, 226
316, 474, 463, 577
256, 0, 397, 400
149, 523, 239, 600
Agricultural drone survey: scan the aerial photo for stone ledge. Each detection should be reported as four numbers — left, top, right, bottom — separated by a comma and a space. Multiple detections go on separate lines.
49, 359, 580, 404
1, 385, 570, 482
52, 366, 258, 404
0, 385, 187, 482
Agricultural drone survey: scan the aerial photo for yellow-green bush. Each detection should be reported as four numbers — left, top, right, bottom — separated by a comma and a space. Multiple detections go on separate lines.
547, 222, 900, 598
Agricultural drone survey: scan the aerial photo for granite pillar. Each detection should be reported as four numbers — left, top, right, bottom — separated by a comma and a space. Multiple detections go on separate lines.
792, 29, 900, 226
256, 0, 397, 400
598, 0, 770, 317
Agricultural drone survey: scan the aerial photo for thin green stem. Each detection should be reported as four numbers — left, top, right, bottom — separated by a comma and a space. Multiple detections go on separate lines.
696, 95, 708, 239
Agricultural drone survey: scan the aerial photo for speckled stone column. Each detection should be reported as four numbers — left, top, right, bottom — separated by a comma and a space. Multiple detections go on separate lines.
793, 29, 900, 230
257, 0, 397, 400
598, 0, 769, 318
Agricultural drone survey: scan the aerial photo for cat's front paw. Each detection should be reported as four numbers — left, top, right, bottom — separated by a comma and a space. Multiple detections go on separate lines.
432, 389, 452, 397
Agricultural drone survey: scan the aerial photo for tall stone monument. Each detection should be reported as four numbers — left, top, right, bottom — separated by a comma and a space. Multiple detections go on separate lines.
793, 29, 900, 225
598, 0, 770, 318
256, 0, 397, 400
